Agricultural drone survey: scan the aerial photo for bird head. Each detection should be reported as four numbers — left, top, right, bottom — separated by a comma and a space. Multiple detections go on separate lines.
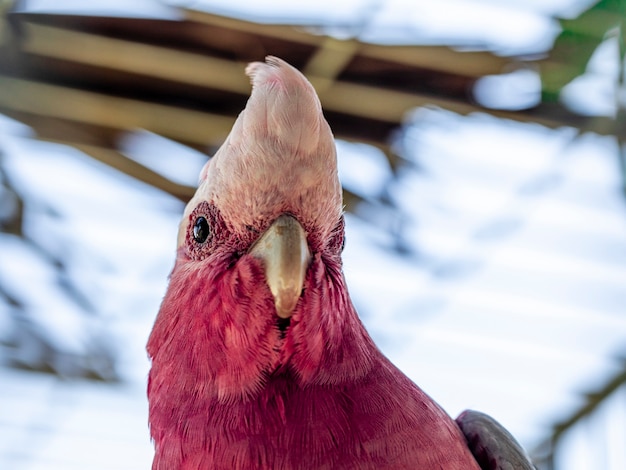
147, 57, 374, 411
179, 56, 343, 318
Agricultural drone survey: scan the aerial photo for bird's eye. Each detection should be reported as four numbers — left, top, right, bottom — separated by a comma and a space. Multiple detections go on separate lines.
193, 216, 210, 243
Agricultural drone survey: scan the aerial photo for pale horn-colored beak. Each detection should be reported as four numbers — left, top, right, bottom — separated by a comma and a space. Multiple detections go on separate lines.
249, 214, 311, 319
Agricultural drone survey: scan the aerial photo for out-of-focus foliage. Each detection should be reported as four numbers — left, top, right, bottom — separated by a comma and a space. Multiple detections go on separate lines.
541, 0, 626, 102
0, 130, 119, 382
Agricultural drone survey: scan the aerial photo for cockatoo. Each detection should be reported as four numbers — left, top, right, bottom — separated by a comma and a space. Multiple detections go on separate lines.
147, 56, 534, 470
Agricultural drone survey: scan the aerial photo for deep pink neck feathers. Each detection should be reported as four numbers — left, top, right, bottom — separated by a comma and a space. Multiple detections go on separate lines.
148, 247, 477, 469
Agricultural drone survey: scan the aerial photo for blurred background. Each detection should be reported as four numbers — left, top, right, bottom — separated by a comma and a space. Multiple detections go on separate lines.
1, 0, 626, 468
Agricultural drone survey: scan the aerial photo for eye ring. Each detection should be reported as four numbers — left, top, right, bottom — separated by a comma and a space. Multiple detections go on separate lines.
192, 216, 210, 243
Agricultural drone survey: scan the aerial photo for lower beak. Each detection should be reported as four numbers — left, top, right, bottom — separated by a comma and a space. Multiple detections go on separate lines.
249, 214, 311, 319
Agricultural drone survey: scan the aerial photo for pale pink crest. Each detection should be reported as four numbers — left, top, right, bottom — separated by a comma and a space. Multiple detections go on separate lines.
178, 56, 341, 248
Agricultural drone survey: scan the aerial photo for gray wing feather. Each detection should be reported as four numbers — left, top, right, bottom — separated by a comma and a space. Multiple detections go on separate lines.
456, 410, 536, 470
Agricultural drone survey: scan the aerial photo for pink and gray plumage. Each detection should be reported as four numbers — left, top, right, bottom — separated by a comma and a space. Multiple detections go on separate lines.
147, 56, 534, 470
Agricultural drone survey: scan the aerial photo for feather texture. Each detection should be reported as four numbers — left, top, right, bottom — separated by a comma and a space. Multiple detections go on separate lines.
148, 56, 483, 469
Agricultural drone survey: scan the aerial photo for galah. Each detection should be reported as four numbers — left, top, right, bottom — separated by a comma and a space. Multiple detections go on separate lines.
147, 56, 534, 470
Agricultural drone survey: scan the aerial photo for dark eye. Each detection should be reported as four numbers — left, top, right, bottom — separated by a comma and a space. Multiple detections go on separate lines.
193, 216, 210, 243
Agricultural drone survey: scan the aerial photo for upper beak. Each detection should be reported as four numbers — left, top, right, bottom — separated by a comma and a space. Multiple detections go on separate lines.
248, 214, 311, 319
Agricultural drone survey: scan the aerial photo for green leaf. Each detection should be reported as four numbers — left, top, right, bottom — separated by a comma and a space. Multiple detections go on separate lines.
541, 0, 626, 102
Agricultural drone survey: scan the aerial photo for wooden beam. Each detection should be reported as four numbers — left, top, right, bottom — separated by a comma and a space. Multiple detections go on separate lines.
322, 80, 572, 130
11, 24, 426, 123
360, 43, 512, 78
10, 24, 546, 128
21, 22, 252, 95
8, 19, 617, 144
184, 9, 513, 78
1, 66, 612, 157
0, 75, 235, 146
303, 36, 360, 94
184, 9, 325, 47
15, 22, 585, 132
